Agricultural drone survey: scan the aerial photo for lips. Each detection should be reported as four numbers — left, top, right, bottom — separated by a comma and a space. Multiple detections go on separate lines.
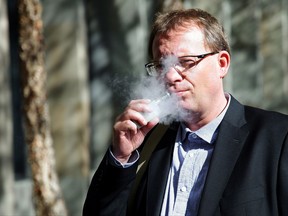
176, 91, 187, 97
168, 88, 188, 98
176, 88, 187, 93
169, 86, 187, 93
167, 83, 189, 95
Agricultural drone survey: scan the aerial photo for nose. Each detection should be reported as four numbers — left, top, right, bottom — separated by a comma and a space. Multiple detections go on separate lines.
164, 65, 184, 83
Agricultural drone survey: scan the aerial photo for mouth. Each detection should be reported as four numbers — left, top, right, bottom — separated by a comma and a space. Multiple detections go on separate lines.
169, 89, 188, 98
176, 91, 187, 97
167, 84, 190, 97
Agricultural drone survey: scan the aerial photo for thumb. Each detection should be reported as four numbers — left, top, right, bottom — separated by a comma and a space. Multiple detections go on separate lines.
140, 117, 159, 136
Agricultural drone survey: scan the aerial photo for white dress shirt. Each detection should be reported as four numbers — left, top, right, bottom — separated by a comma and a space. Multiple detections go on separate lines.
161, 94, 230, 216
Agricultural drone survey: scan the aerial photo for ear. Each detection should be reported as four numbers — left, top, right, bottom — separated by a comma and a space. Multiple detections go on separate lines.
218, 51, 230, 78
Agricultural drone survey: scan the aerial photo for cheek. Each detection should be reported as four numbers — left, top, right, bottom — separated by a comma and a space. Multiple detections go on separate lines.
181, 58, 221, 88
197, 62, 222, 84
185, 67, 220, 95
184, 69, 210, 88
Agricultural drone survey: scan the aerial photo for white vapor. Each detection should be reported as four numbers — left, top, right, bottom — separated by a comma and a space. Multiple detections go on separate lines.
129, 56, 190, 125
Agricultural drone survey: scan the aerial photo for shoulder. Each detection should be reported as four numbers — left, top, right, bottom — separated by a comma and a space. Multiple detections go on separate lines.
227, 95, 288, 127
243, 105, 288, 135
228, 95, 288, 133
244, 105, 288, 124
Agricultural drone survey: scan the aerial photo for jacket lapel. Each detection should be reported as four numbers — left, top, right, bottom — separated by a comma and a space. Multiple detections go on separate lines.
198, 96, 249, 216
146, 127, 177, 216
142, 97, 249, 216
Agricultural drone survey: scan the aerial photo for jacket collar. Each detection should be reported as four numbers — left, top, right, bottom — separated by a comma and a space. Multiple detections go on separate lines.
198, 96, 249, 216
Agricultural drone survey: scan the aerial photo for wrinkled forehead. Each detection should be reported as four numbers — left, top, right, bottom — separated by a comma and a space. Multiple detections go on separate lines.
151, 27, 206, 59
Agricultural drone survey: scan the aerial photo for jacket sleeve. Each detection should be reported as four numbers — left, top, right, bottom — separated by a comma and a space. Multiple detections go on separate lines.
278, 132, 288, 216
82, 151, 138, 216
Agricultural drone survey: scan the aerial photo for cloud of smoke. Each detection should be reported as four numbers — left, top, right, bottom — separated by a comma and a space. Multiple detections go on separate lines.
129, 55, 190, 125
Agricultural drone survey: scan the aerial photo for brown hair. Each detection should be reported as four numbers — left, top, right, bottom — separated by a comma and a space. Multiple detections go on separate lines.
148, 8, 230, 58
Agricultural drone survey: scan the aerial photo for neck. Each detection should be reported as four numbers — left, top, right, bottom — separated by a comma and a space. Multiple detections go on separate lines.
184, 93, 228, 131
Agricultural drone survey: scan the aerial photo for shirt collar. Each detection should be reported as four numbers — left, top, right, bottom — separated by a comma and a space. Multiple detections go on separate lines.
180, 93, 231, 144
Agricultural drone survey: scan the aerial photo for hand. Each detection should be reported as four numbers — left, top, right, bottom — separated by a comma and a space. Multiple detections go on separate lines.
112, 99, 159, 163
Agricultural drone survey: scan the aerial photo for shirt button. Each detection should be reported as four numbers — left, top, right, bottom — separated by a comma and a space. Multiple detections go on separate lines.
180, 186, 187, 192
192, 133, 198, 139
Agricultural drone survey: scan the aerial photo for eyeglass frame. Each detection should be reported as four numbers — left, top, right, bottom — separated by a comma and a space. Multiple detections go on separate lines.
145, 51, 219, 76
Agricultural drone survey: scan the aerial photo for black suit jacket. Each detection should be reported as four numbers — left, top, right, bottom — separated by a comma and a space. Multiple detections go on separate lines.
83, 96, 288, 216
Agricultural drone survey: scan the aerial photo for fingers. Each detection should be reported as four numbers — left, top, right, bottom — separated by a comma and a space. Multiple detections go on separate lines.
113, 119, 137, 135
140, 117, 159, 136
116, 99, 152, 129
111, 99, 159, 162
128, 99, 152, 117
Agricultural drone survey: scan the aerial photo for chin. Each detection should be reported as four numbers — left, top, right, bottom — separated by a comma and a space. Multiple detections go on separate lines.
178, 100, 191, 110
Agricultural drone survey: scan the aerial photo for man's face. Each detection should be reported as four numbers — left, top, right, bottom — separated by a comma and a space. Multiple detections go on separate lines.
151, 26, 228, 118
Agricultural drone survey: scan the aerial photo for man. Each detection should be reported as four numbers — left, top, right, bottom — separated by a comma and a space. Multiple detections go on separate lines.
83, 8, 288, 216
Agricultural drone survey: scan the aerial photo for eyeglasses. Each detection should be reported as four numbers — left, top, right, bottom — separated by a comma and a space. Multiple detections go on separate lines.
145, 52, 218, 76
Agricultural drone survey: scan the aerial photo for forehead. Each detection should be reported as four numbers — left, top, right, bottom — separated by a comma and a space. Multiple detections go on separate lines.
152, 26, 207, 58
